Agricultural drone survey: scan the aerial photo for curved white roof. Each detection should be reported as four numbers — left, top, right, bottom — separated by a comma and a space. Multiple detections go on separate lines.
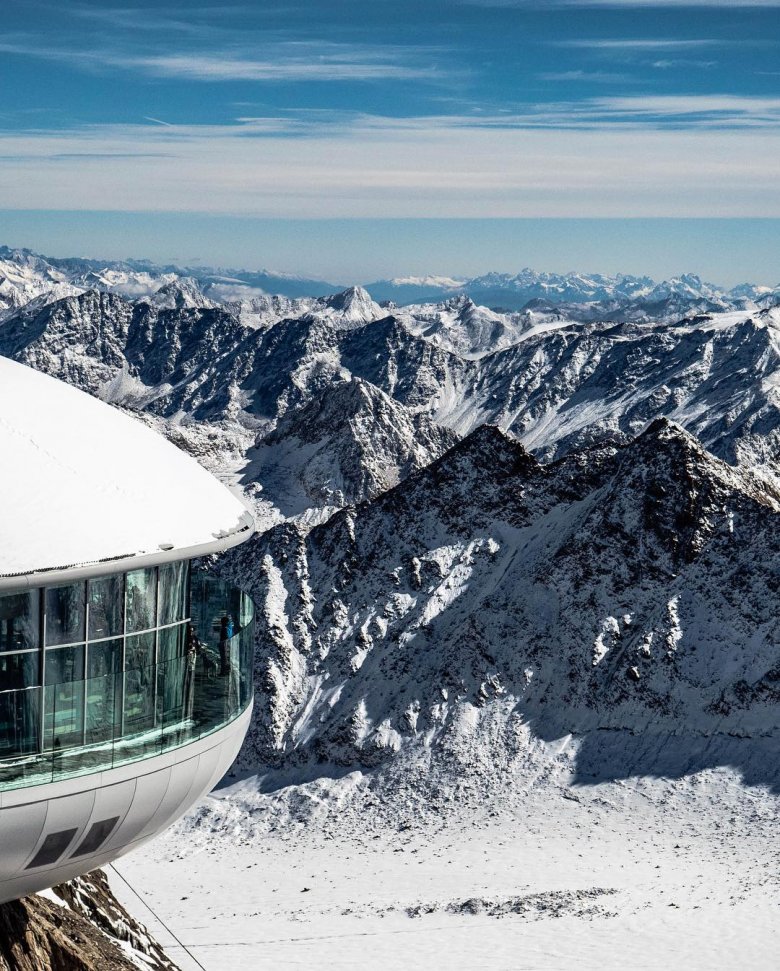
0, 357, 254, 586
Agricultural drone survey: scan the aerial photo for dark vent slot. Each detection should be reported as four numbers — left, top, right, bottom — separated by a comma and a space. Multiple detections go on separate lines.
71, 817, 120, 858
26, 828, 78, 869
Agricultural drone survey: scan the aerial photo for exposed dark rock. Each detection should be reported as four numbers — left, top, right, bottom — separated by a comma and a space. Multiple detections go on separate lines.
0, 870, 178, 971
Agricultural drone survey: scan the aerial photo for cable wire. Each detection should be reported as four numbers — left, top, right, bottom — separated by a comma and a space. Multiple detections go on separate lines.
108, 861, 209, 971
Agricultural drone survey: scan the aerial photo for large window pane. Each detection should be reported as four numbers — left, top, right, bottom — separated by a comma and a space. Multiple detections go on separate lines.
239, 591, 253, 630
44, 645, 85, 686
123, 632, 156, 736
43, 646, 85, 752
0, 651, 40, 690
158, 654, 187, 737
125, 568, 157, 633
86, 639, 122, 745
158, 625, 184, 663
45, 583, 86, 646
0, 687, 41, 757
43, 680, 85, 750
125, 632, 155, 673
0, 591, 40, 653
88, 575, 124, 640
158, 562, 188, 626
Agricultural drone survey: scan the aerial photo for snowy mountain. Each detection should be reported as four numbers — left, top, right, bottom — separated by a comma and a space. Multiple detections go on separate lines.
5, 269, 780, 484
222, 419, 780, 774
2, 245, 778, 318
397, 295, 531, 357
0, 245, 341, 307
365, 267, 779, 313
0, 248, 83, 317
243, 377, 458, 512
4, 244, 780, 947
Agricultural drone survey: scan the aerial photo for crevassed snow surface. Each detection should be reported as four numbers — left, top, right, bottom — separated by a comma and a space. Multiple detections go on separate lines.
0, 357, 250, 577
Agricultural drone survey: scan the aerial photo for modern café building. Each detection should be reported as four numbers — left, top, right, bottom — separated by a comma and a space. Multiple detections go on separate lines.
0, 357, 256, 903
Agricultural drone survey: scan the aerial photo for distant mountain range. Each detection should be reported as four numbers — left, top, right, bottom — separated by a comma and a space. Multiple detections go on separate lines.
2, 244, 778, 315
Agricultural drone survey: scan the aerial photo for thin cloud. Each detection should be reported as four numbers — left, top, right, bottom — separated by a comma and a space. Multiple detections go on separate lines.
595, 93, 780, 124
537, 70, 633, 81
0, 40, 449, 84
560, 38, 722, 49
0, 117, 778, 218
132, 52, 441, 82
652, 59, 717, 68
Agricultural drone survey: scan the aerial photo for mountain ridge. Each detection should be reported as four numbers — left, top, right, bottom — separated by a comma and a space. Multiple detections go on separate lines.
2, 244, 778, 314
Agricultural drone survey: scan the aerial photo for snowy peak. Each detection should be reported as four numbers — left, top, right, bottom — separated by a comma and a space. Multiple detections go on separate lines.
590, 419, 780, 567
246, 376, 459, 510
143, 276, 217, 310
399, 294, 528, 357
315, 286, 384, 326
225, 417, 780, 770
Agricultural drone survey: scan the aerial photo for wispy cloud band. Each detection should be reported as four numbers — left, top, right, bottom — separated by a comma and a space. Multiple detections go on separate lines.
0, 113, 778, 218
0, 39, 448, 83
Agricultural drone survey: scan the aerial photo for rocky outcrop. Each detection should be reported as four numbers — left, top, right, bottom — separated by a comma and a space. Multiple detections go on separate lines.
245, 377, 458, 509
221, 420, 780, 782
0, 870, 178, 971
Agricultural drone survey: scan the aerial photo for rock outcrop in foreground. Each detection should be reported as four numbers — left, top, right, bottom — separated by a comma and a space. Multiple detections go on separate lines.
0, 870, 178, 971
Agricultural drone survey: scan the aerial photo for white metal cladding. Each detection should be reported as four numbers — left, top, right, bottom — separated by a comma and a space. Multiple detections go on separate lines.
0, 702, 251, 904
0, 525, 254, 593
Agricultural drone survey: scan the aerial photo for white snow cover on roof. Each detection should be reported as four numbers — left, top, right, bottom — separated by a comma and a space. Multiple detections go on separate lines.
0, 357, 252, 579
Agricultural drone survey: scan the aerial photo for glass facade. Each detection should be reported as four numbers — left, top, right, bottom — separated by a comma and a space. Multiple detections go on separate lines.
0, 563, 254, 790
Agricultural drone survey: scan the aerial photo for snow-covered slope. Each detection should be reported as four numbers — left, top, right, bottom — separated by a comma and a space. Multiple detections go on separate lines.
5, 275, 780, 477
221, 419, 780, 775
242, 377, 458, 512
0, 248, 83, 317
397, 295, 531, 357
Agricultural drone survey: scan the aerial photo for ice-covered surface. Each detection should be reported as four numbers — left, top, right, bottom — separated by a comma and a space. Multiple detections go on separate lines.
112, 740, 780, 971
0, 357, 251, 578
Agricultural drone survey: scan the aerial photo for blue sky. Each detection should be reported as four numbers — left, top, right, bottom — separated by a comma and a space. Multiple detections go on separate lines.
1, 0, 779, 283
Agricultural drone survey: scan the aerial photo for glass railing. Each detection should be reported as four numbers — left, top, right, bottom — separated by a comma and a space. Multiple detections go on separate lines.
0, 575, 254, 792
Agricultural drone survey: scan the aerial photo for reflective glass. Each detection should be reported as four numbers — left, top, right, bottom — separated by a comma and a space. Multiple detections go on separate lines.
125, 632, 155, 673
0, 651, 40, 690
45, 583, 86, 646
239, 624, 254, 708
0, 688, 40, 757
43, 678, 85, 750
86, 640, 122, 745
125, 568, 157, 633
44, 645, 85, 686
88, 575, 124, 640
0, 591, 40, 653
123, 633, 156, 737
239, 591, 253, 630
158, 561, 188, 626
0, 565, 254, 789
158, 655, 187, 733
158, 625, 184, 663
